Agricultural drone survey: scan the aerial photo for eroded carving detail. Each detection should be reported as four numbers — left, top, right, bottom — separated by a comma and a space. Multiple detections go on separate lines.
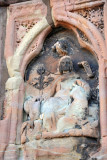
75, 6, 104, 35
22, 55, 99, 145
59, 56, 73, 74
15, 19, 37, 47
2, 0, 107, 159
78, 61, 94, 78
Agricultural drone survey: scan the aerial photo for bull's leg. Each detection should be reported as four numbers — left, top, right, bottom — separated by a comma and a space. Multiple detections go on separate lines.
43, 112, 56, 132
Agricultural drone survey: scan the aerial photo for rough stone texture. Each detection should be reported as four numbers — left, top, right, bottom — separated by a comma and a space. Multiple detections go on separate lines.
50, 0, 107, 158
0, 0, 107, 160
75, 6, 104, 35
0, 1, 51, 159
0, 0, 31, 6
22, 137, 99, 160
0, 7, 9, 119
20, 27, 99, 159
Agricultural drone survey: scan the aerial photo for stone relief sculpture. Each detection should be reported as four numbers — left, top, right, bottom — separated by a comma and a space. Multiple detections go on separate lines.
1, 0, 107, 159
58, 56, 73, 74
21, 55, 99, 145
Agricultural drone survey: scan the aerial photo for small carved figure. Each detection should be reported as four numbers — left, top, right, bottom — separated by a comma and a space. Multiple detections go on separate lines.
24, 96, 41, 121
21, 96, 43, 144
52, 38, 70, 56
59, 56, 73, 74
78, 61, 94, 78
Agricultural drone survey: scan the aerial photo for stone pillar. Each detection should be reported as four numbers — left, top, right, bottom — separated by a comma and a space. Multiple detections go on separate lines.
0, 7, 9, 119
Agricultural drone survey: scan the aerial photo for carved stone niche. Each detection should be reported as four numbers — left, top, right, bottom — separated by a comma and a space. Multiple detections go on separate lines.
23, 28, 99, 160
0, 0, 107, 160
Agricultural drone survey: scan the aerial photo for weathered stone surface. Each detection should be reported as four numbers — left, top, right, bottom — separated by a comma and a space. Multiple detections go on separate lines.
21, 27, 100, 159
50, 0, 107, 158
0, 7, 9, 119
21, 137, 98, 160
0, 0, 107, 160
0, 0, 31, 6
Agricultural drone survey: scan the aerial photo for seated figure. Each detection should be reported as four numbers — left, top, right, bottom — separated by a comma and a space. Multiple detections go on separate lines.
22, 56, 98, 142
41, 78, 90, 132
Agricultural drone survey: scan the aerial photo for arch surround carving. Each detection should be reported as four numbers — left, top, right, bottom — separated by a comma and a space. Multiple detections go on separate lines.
0, 0, 107, 159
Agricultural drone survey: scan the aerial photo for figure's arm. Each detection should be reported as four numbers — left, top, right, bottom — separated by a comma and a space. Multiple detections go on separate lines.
47, 75, 62, 97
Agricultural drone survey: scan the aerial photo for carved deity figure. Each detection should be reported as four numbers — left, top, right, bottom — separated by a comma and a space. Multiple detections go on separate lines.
41, 78, 90, 132
22, 56, 98, 143
59, 56, 73, 74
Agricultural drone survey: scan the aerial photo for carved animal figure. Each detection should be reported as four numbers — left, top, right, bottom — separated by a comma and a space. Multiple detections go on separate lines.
52, 38, 70, 56
41, 78, 90, 132
66, 79, 90, 118
41, 96, 71, 132
56, 79, 90, 132
59, 56, 73, 74
24, 96, 41, 121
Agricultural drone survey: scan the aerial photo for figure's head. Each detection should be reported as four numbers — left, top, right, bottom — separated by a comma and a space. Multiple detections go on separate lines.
52, 38, 70, 56
70, 79, 90, 99
59, 56, 73, 74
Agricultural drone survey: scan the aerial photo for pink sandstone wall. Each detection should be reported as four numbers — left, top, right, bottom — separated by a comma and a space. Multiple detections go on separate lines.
0, 0, 107, 159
